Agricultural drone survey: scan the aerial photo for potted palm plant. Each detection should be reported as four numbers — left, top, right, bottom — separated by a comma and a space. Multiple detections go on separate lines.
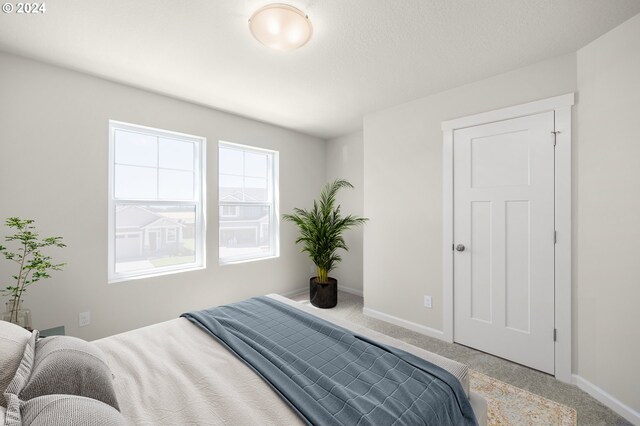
1, 217, 66, 328
283, 179, 368, 308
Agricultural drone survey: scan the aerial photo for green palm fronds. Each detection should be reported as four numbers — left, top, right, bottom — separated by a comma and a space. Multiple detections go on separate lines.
283, 179, 368, 283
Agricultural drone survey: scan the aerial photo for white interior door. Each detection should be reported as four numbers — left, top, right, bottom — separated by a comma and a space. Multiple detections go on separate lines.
453, 111, 555, 374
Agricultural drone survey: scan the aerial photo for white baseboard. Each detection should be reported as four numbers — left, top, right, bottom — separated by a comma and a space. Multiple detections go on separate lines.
339, 285, 363, 297
362, 307, 444, 340
280, 286, 363, 298
280, 285, 363, 298
279, 287, 307, 298
572, 374, 640, 425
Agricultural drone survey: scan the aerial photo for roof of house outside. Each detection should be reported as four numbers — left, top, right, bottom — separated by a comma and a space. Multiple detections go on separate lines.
115, 205, 185, 229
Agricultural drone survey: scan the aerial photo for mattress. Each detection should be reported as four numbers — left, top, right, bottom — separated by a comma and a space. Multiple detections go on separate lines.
94, 294, 485, 425
95, 315, 303, 425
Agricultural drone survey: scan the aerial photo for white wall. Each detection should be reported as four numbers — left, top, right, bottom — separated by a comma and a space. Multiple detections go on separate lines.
0, 52, 325, 341
325, 131, 364, 295
574, 13, 640, 416
363, 53, 577, 331
363, 14, 640, 418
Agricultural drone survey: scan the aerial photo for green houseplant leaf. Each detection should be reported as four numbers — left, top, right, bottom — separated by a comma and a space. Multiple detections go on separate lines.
1, 217, 66, 324
283, 179, 368, 283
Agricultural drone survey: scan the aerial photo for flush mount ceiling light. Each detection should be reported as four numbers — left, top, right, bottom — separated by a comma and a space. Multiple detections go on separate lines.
249, 3, 313, 51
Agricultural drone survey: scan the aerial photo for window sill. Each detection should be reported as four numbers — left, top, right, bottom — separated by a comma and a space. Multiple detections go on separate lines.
108, 264, 205, 284
219, 254, 279, 266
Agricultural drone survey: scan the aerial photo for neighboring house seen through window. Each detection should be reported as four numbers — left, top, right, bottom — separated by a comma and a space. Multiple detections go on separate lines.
219, 141, 279, 264
108, 121, 205, 282
220, 205, 240, 217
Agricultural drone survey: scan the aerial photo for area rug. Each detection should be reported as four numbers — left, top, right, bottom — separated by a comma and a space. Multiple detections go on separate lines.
470, 370, 577, 426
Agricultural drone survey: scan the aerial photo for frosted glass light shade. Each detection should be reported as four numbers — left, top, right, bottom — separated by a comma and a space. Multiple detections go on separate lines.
249, 4, 312, 51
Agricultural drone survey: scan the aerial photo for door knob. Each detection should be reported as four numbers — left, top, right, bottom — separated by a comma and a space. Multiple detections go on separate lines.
455, 244, 465, 252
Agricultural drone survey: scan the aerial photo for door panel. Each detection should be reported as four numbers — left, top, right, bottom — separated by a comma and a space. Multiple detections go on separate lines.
470, 201, 492, 322
471, 130, 530, 188
505, 200, 531, 333
453, 111, 555, 374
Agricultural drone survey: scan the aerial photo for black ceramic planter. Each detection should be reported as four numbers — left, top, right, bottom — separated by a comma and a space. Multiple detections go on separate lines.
309, 277, 337, 309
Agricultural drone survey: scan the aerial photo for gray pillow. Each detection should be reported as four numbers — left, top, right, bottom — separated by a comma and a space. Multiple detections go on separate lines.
0, 320, 32, 407
4, 332, 37, 426
19, 336, 120, 410
21, 395, 126, 426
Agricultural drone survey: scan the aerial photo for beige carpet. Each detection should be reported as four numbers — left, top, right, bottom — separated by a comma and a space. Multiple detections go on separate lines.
470, 370, 577, 426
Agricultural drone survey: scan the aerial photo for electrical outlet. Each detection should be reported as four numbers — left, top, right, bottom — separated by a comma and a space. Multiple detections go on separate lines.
424, 295, 432, 309
79, 311, 91, 327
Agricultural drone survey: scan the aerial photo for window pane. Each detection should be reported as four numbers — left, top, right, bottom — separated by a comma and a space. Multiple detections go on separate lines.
219, 174, 244, 201
245, 177, 267, 188
245, 152, 268, 178
219, 147, 243, 176
159, 138, 194, 171
218, 142, 277, 264
219, 204, 272, 260
115, 165, 157, 199
244, 178, 268, 201
220, 205, 240, 217
109, 121, 205, 283
159, 169, 194, 200
114, 204, 196, 273
115, 130, 157, 167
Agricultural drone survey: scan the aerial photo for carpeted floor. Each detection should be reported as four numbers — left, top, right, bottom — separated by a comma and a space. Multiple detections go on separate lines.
288, 291, 630, 426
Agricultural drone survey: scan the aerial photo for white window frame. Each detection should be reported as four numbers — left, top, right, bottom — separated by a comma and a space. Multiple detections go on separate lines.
108, 120, 206, 283
218, 141, 279, 265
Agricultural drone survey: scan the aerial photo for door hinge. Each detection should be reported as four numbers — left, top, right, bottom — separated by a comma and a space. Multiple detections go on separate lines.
554, 230, 557, 244
553, 328, 557, 342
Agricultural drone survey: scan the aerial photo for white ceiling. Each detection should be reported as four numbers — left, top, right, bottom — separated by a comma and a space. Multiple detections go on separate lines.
1, 1, 639, 139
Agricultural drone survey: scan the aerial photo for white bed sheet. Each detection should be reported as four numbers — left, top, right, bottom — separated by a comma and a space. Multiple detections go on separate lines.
94, 316, 303, 426
94, 294, 486, 425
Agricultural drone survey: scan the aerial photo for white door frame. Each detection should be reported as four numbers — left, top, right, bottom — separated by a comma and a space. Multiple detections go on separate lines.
441, 93, 574, 383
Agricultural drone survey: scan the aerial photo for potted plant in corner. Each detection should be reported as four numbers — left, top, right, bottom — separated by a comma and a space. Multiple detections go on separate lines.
283, 179, 368, 308
1, 217, 66, 329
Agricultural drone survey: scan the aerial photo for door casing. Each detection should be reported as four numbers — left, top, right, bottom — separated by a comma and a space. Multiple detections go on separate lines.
441, 93, 574, 383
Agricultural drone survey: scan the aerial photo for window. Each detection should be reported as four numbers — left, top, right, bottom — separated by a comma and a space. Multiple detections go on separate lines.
218, 141, 278, 263
108, 121, 205, 282
220, 205, 240, 217
166, 228, 177, 243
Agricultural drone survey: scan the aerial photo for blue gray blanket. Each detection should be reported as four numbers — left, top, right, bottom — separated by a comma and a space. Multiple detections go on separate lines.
182, 297, 477, 426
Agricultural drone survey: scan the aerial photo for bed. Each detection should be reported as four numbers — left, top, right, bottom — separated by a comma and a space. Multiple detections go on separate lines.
1, 294, 487, 425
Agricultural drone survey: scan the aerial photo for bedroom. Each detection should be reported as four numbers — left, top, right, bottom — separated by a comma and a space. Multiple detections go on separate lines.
0, 1, 639, 425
